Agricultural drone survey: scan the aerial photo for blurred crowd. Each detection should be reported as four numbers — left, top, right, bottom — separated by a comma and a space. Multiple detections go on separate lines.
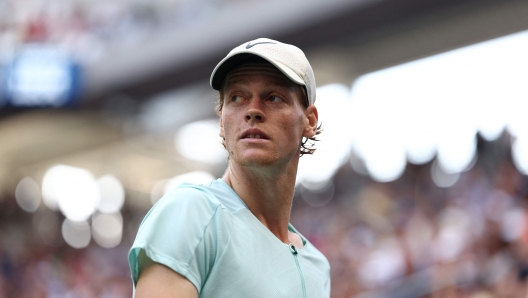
1, 134, 527, 298
0, 0, 254, 62
0, 220, 132, 297
292, 135, 528, 298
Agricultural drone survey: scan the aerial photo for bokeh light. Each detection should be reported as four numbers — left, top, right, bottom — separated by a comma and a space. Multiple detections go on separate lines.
41, 167, 60, 211
512, 135, 528, 175
349, 29, 528, 180
431, 158, 460, 188
297, 84, 354, 187
164, 171, 216, 193
62, 219, 91, 249
363, 135, 407, 183
15, 177, 41, 213
349, 72, 411, 182
506, 97, 528, 139
150, 179, 168, 205
436, 134, 477, 174
150, 171, 216, 204
97, 174, 125, 214
42, 165, 100, 222
349, 150, 369, 176
299, 180, 335, 207
92, 212, 123, 248
175, 119, 227, 164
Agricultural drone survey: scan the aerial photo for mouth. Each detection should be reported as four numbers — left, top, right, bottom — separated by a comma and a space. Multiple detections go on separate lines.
241, 129, 269, 140
243, 134, 266, 139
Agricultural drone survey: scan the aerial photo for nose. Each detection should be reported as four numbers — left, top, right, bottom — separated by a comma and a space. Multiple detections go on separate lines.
245, 98, 265, 122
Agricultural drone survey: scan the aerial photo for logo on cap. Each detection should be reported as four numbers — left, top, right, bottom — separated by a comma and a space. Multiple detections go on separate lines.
246, 41, 276, 49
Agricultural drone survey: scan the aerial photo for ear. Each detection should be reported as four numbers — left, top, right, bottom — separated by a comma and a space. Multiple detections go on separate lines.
219, 113, 225, 139
303, 105, 318, 139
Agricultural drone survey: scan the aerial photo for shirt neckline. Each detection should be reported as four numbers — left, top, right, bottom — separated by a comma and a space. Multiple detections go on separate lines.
215, 178, 308, 248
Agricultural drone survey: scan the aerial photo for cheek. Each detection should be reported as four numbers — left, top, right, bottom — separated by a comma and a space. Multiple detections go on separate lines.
220, 115, 235, 140
293, 109, 307, 128
282, 112, 306, 139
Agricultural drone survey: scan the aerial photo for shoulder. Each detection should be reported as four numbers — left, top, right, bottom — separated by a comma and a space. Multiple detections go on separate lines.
156, 178, 246, 214
153, 182, 223, 215
134, 182, 229, 242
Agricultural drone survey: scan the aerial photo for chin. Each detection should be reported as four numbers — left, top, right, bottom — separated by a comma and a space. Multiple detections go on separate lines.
233, 150, 298, 169
235, 154, 276, 167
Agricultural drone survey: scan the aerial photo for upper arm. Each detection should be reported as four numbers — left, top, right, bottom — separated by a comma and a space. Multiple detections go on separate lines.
129, 187, 227, 295
135, 249, 198, 298
129, 187, 221, 290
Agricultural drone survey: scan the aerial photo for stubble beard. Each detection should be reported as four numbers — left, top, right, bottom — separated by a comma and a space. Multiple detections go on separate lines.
228, 143, 300, 172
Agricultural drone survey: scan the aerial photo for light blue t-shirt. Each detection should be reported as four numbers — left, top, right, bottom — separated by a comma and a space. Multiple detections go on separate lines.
129, 179, 330, 298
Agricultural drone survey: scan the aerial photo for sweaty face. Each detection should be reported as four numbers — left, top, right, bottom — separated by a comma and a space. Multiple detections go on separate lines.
219, 63, 316, 168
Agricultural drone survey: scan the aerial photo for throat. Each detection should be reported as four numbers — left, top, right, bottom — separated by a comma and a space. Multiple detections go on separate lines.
223, 161, 299, 242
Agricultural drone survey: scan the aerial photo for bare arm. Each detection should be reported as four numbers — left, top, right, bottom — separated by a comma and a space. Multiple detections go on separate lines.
135, 250, 198, 298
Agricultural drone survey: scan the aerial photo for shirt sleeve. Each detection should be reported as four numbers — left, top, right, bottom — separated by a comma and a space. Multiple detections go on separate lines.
128, 186, 222, 293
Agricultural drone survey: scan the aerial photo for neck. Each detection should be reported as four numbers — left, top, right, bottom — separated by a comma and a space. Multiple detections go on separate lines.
222, 158, 299, 243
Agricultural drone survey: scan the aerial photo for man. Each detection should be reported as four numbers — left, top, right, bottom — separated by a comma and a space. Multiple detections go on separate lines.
129, 38, 330, 298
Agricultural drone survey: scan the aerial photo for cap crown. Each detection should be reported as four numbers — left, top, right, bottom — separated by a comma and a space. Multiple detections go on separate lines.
210, 38, 316, 105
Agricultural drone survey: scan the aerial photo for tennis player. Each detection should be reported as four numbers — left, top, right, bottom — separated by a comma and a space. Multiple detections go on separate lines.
129, 38, 330, 298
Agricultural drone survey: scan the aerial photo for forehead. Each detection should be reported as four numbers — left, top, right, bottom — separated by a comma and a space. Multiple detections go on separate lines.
223, 63, 299, 90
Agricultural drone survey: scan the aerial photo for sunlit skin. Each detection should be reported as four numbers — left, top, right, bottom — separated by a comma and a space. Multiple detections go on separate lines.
219, 64, 318, 246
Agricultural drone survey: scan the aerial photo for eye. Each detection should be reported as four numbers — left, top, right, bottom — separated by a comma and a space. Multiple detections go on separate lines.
268, 95, 284, 103
230, 95, 244, 102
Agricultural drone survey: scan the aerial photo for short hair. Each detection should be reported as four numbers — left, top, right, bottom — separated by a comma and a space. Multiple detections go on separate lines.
215, 61, 322, 156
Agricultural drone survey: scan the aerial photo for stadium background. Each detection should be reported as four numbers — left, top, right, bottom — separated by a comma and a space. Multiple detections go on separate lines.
1, 0, 528, 297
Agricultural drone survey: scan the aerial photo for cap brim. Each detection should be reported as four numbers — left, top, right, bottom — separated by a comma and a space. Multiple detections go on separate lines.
210, 52, 305, 90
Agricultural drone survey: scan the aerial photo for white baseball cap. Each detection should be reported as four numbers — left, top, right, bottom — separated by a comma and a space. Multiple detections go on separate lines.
210, 38, 316, 105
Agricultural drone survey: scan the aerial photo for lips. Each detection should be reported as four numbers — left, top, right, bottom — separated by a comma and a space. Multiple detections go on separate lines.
241, 128, 269, 140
